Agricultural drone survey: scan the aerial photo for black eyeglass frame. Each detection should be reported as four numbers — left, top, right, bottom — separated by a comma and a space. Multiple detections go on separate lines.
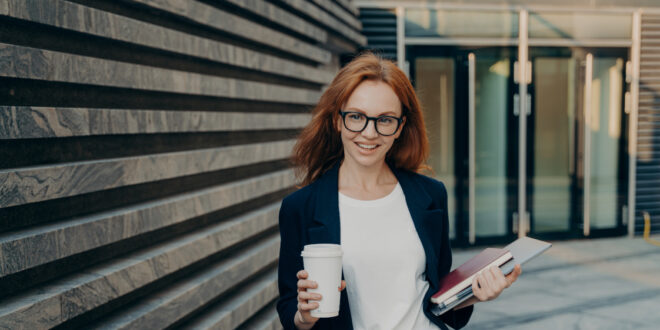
339, 111, 405, 136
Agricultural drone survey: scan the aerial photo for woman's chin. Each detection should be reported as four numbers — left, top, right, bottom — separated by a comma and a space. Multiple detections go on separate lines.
345, 152, 386, 169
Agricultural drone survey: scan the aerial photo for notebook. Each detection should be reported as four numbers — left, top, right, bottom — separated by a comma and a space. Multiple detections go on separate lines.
431, 248, 513, 304
430, 236, 552, 316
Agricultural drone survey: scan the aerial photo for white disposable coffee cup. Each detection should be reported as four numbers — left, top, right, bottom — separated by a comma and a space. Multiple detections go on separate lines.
301, 244, 343, 318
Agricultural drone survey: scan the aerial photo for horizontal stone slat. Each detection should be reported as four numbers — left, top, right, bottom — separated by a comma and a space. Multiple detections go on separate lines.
185, 269, 278, 330
0, 0, 333, 84
236, 303, 282, 330
0, 169, 295, 277
0, 140, 295, 208
222, 0, 327, 42
0, 106, 310, 139
308, 0, 362, 30
0, 43, 321, 105
126, 0, 330, 63
92, 235, 280, 329
334, 0, 359, 17
0, 203, 280, 329
275, 0, 366, 46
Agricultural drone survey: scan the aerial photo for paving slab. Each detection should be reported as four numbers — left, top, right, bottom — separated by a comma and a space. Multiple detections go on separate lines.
450, 236, 660, 329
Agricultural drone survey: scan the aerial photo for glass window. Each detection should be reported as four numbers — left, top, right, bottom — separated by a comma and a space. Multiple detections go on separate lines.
529, 12, 632, 39
405, 9, 519, 38
415, 57, 457, 239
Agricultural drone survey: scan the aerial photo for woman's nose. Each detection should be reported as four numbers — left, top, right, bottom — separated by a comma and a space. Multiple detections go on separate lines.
361, 119, 379, 138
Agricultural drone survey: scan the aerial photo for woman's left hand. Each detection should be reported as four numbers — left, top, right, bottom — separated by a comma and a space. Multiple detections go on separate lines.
472, 264, 522, 302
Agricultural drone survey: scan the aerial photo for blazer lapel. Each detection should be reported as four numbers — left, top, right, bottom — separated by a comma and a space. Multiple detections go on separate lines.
309, 162, 341, 244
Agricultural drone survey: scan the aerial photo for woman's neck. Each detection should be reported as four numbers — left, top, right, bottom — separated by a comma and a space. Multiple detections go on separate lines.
338, 158, 397, 193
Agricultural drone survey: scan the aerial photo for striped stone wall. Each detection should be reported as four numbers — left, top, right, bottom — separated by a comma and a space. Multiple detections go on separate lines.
637, 13, 660, 235
0, 0, 364, 328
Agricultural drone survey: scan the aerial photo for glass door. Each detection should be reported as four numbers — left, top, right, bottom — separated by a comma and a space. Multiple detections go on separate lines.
527, 47, 629, 238
528, 48, 576, 235
410, 45, 628, 245
410, 46, 517, 245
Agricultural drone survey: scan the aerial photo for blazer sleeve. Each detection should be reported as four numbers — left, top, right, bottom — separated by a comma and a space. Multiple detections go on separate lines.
276, 196, 304, 330
436, 181, 474, 329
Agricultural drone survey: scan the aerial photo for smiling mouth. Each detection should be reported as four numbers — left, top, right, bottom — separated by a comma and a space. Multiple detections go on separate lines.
356, 142, 380, 150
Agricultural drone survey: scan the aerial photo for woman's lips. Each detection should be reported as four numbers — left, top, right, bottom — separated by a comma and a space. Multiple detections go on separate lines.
355, 142, 380, 153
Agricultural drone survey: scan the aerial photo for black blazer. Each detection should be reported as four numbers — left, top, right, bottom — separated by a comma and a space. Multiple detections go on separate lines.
277, 162, 473, 330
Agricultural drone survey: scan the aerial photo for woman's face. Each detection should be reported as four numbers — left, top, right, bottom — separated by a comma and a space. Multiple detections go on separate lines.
338, 79, 405, 169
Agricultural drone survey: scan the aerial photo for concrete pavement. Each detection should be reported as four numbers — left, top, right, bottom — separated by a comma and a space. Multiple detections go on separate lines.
452, 236, 660, 330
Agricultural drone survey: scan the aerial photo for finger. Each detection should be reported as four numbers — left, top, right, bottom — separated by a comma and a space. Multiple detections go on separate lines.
481, 270, 497, 298
490, 266, 508, 289
472, 275, 486, 301
296, 270, 308, 279
298, 291, 322, 302
505, 265, 522, 285
481, 269, 496, 291
298, 310, 318, 325
297, 279, 318, 290
339, 280, 346, 292
299, 302, 320, 311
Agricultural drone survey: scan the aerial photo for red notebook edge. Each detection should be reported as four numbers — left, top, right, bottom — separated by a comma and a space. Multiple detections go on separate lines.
431, 248, 513, 304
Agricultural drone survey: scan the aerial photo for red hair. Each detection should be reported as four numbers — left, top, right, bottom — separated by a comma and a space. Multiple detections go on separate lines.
292, 52, 429, 186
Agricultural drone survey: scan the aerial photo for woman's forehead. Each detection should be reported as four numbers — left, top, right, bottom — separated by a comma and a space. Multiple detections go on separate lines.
344, 81, 402, 115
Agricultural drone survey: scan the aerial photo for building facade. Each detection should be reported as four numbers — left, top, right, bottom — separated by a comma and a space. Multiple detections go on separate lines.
0, 0, 363, 328
356, 0, 660, 246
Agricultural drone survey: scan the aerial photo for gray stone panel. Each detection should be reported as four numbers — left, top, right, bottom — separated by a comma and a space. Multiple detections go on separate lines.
0, 140, 295, 208
0, 107, 311, 139
186, 270, 278, 329
0, 292, 62, 330
126, 0, 331, 63
276, 0, 367, 46
0, 43, 321, 105
335, 0, 360, 17
0, 169, 295, 277
223, 0, 327, 42
93, 235, 280, 329
0, 203, 280, 328
0, 0, 333, 84
0, 0, 365, 327
239, 304, 283, 330
309, 0, 362, 30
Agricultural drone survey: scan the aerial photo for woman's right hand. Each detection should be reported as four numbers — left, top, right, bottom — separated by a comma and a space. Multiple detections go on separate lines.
295, 270, 321, 329
294, 270, 346, 329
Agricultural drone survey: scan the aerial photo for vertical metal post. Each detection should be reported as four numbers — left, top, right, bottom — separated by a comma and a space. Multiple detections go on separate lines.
628, 10, 641, 237
396, 7, 406, 74
518, 10, 529, 238
584, 53, 593, 237
468, 53, 476, 245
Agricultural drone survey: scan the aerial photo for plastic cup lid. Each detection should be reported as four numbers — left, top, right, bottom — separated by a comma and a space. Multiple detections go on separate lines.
304, 244, 341, 251
301, 244, 343, 257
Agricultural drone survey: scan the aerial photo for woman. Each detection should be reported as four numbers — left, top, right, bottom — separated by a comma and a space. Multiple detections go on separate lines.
277, 52, 521, 330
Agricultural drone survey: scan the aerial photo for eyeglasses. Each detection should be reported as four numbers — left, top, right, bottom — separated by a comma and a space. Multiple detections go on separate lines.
339, 111, 404, 136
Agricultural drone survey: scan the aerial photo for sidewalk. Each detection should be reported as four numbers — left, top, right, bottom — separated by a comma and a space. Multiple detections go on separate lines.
452, 236, 660, 330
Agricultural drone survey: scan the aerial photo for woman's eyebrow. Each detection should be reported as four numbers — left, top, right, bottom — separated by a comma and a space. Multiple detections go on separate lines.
345, 107, 398, 116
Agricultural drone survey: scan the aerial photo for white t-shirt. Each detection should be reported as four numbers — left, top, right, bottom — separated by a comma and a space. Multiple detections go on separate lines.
339, 183, 439, 330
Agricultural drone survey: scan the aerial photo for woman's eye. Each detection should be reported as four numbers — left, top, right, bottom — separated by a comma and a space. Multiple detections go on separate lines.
349, 114, 363, 120
378, 117, 394, 124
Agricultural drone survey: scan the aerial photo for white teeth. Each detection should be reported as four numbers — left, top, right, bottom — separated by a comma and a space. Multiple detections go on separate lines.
357, 143, 378, 149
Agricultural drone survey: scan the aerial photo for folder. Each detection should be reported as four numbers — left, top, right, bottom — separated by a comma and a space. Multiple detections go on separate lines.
431, 236, 552, 316
431, 248, 513, 304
